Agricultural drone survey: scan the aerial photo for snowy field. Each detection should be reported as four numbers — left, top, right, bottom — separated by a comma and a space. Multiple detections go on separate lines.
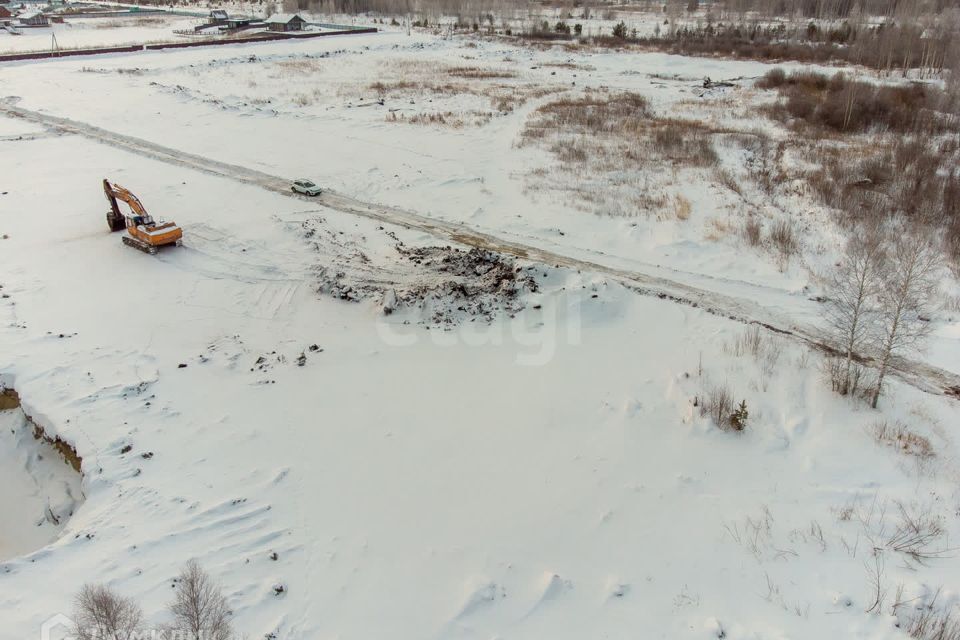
2, 27, 960, 640
0, 15, 202, 54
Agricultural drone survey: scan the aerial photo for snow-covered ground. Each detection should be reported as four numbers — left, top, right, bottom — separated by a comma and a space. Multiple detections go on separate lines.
2, 27, 960, 640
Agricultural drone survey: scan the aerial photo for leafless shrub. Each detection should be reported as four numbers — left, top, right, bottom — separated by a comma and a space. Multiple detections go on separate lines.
848, 496, 952, 567
742, 136, 783, 195
699, 381, 748, 432
728, 326, 762, 357
741, 216, 762, 246
714, 167, 742, 195
650, 120, 718, 166
902, 590, 960, 640
811, 139, 958, 229
941, 293, 960, 314
673, 195, 691, 221
755, 67, 786, 90
700, 381, 733, 426
788, 520, 828, 552
870, 420, 934, 458
886, 502, 949, 564
168, 560, 234, 640
762, 70, 957, 135
823, 356, 876, 399
723, 506, 774, 559
291, 93, 313, 107
769, 218, 798, 263
73, 584, 144, 640
726, 325, 783, 377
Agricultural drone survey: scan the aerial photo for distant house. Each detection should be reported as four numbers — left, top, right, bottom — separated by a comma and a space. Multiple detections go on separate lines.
265, 13, 305, 32
224, 17, 255, 29
18, 10, 47, 25
208, 9, 227, 22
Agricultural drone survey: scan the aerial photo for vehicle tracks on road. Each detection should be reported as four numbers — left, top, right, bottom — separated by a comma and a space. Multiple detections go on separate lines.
4, 101, 958, 399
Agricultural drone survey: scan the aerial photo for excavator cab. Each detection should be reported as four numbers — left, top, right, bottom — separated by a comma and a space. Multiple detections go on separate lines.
103, 179, 182, 255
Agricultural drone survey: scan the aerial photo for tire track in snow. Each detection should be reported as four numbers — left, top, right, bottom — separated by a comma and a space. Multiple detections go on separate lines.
4, 101, 959, 399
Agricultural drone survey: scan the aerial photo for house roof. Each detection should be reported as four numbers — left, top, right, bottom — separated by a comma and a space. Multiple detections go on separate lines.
264, 13, 304, 24
19, 10, 43, 19
209, 9, 227, 18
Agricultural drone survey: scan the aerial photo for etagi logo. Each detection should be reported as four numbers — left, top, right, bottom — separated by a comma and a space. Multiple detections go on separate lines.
374, 291, 584, 366
39, 620, 215, 640
40, 614, 75, 640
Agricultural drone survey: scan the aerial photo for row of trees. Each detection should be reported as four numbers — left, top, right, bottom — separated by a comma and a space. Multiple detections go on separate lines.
624, 17, 958, 76
712, 0, 960, 19
73, 561, 234, 640
826, 224, 941, 407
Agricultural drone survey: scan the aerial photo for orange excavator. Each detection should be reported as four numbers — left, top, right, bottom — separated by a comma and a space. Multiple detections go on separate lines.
103, 179, 182, 254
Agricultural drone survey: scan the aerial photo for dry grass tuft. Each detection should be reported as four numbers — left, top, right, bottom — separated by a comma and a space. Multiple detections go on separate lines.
714, 167, 743, 195
741, 216, 762, 246
447, 66, 517, 79
520, 91, 724, 218
769, 218, 798, 262
362, 61, 559, 128
725, 325, 783, 377
274, 58, 326, 75
704, 217, 732, 242
871, 420, 934, 458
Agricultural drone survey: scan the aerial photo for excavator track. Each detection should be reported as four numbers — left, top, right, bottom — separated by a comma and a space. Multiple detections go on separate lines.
122, 235, 158, 255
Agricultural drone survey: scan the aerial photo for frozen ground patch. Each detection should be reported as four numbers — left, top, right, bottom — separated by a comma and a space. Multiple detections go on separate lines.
301, 215, 540, 324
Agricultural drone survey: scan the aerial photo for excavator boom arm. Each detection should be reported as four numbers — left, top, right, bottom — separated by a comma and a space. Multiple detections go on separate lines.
103, 179, 149, 218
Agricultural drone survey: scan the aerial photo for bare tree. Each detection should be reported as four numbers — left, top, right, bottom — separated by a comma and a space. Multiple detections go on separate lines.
73, 584, 144, 640
825, 223, 886, 395
169, 560, 234, 640
871, 231, 941, 407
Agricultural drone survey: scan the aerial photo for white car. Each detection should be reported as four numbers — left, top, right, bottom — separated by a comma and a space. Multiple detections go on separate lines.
291, 179, 322, 196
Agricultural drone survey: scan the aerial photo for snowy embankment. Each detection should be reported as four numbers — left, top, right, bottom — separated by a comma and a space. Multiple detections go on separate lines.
1, 29, 960, 640
0, 393, 83, 562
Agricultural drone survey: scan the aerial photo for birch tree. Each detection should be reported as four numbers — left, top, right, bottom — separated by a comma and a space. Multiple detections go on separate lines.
169, 560, 234, 640
73, 584, 144, 640
871, 231, 941, 408
826, 224, 886, 395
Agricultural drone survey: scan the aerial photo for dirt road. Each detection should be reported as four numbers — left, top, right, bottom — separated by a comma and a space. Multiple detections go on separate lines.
4, 101, 957, 398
